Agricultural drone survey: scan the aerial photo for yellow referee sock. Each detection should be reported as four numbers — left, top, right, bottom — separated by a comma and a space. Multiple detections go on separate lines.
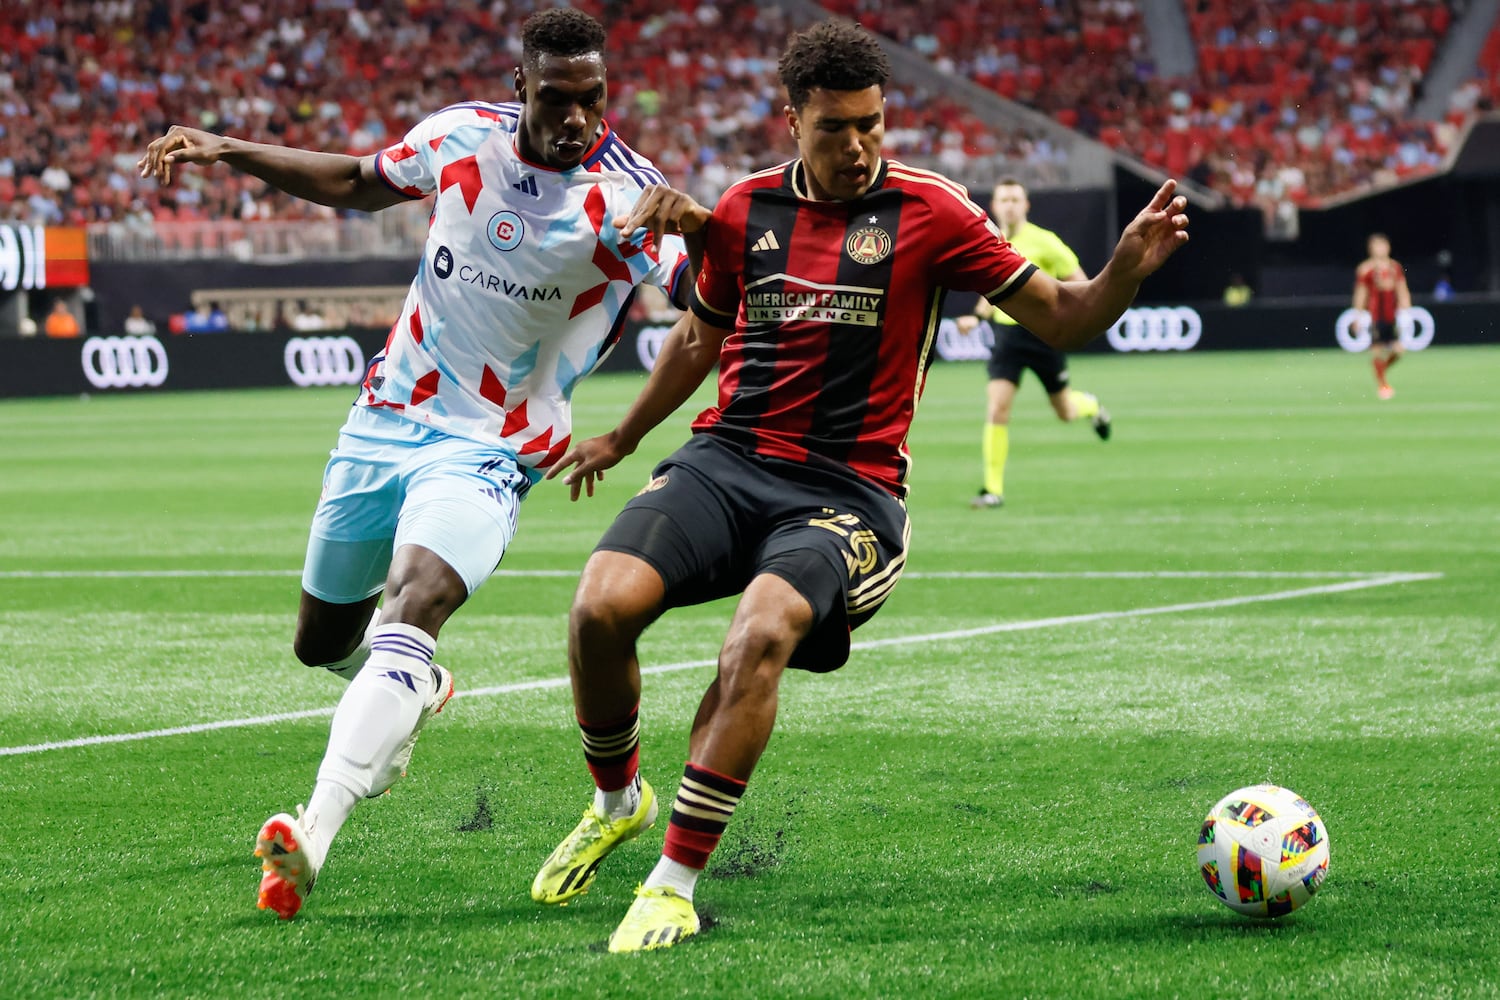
982, 423, 1009, 497
1067, 389, 1100, 421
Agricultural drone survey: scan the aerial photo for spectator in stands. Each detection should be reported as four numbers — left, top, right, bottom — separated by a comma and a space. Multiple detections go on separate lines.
44, 298, 81, 339
290, 301, 329, 331
182, 301, 230, 333
1223, 273, 1253, 306
1433, 271, 1455, 301
123, 305, 157, 335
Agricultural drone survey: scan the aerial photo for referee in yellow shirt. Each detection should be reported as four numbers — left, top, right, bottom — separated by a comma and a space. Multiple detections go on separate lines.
957, 179, 1110, 509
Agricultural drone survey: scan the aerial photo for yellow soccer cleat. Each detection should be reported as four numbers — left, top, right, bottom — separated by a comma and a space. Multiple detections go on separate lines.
531, 780, 657, 904
607, 885, 700, 953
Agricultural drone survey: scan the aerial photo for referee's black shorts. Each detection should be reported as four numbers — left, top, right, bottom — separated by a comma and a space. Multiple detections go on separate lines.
986, 323, 1071, 395
594, 433, 910, 672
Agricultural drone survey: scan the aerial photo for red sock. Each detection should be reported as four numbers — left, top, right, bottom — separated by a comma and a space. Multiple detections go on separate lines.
1372, 356, 1388, 386
578, 705, 640, 792
663, 761, 746, 869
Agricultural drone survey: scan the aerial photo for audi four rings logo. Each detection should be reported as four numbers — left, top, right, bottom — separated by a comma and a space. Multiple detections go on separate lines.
1106, 306, 1203, 352
935, 317, 996, 362
1334, 307, 1435, 352
285, 336, 367, 386
635, 324, 671, 371
82, 335, 169, 389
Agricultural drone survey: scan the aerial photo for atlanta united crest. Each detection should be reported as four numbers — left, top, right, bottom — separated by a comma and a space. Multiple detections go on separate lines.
845, 226, 892, 265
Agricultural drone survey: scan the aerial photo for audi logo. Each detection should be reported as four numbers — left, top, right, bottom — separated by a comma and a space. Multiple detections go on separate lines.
82, 335, 169, 389
635, 325, 672, 372
935, 317, 995, 362
285, 336, 366, 387
1334, 307, 1435, 353
1106, 306, 1203, 352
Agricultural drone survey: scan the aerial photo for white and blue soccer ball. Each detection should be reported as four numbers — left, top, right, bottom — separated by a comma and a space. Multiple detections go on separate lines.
1197, 784, 1329, 918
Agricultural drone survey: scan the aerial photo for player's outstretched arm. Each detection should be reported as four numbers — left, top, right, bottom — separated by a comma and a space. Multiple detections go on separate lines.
546, 310, 730, 501
137, 125, 408, 213
1002, 179, 1190, 352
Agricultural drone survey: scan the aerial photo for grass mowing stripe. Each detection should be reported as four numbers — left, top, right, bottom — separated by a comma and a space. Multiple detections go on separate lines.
0, 571, 1440, 758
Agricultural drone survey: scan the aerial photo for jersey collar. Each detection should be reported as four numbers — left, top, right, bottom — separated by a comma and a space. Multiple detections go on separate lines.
789, 157, 889, 200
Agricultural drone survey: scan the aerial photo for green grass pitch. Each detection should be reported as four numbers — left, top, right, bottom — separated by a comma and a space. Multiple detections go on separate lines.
2, 346, 1497, 998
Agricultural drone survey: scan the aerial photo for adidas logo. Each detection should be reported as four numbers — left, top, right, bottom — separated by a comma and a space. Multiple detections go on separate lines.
512, 175, 538, 197
750, 230, 781, 252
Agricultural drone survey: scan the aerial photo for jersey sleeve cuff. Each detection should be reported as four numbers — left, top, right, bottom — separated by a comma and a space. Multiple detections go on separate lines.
984, 263, 1037, 305
373, 150, 430, 200
689, 288, 736, 325
667, 257, 692, 311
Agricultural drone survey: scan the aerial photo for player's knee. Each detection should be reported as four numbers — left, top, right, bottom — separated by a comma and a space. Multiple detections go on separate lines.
379, 575, 465, 634
719, 612, 801, 683
570, 586, 648, 654
292, 630, 356, 669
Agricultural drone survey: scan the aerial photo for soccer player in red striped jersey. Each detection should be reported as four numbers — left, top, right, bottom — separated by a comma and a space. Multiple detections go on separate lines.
1353, 233, 1412, 399
530, 19, 1190, 951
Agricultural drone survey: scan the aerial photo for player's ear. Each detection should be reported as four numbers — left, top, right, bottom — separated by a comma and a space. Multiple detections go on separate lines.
514, 66, 526, 101
783, 105, 800, 140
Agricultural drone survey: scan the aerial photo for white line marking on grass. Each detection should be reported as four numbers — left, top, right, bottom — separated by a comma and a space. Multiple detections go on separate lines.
0, 568, 1424, 581
0, 571, 1441, 758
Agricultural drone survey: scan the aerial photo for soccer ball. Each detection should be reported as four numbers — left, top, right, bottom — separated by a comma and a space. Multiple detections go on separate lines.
1197, 784, 1329, 918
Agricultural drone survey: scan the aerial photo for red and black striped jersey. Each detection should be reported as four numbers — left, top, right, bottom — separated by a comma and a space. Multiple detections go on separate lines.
689, 158, 1036, 497
1355, 258, 1405, 324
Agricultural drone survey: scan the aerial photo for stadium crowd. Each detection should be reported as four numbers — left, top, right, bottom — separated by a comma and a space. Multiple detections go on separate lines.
0, 0, 1064, 231
825, 0, 1487, 219
0, 0, 1490, 234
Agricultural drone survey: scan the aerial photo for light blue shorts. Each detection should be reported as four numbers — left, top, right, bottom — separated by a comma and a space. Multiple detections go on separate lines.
301, 406, 534, 604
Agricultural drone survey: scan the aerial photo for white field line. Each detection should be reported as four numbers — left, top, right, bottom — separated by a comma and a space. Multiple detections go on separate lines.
0, 568, 1428, 581
0, 572, 1440, 758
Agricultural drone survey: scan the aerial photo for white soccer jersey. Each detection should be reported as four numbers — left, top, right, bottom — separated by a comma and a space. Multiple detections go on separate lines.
369, 101, 689, 471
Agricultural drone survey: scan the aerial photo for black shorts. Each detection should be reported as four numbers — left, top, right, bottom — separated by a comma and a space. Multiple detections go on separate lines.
595, 434, 911, 672
986, 324, 1071, 395
1371, 320, 1398, 344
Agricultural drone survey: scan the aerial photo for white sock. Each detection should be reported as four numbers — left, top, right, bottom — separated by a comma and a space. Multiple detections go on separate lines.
315, 623, 435, 798
301, 780, 358, 867
644, 855, 701, 901
595, 773, 643, 821
321, 605, 382, 683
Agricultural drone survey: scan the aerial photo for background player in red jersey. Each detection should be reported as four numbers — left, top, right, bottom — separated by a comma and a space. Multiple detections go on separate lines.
1352, 232, 1412, 399
529, 19, 1189, 952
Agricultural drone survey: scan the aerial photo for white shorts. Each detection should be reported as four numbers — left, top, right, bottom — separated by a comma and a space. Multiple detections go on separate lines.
301, 405, 533, 603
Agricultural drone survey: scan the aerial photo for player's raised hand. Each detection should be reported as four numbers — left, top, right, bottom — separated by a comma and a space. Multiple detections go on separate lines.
612, 184, 711, 251
137, 125, 232, 186
1112, 179, 1191, 280
544, 431, 633, 502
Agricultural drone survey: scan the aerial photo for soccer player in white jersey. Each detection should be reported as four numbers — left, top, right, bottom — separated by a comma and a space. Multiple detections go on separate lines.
138, 7, 712, 920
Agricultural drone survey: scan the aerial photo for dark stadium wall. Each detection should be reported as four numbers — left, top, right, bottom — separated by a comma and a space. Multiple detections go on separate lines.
1115, 167, 1500, 303
1111, 166, 1266, 306
90, 259, 419, 336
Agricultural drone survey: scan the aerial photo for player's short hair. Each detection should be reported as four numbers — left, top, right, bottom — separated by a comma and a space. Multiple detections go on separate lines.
778, 19, 891, 110
521, 7, 606, 66
994, 177, 1027, 196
